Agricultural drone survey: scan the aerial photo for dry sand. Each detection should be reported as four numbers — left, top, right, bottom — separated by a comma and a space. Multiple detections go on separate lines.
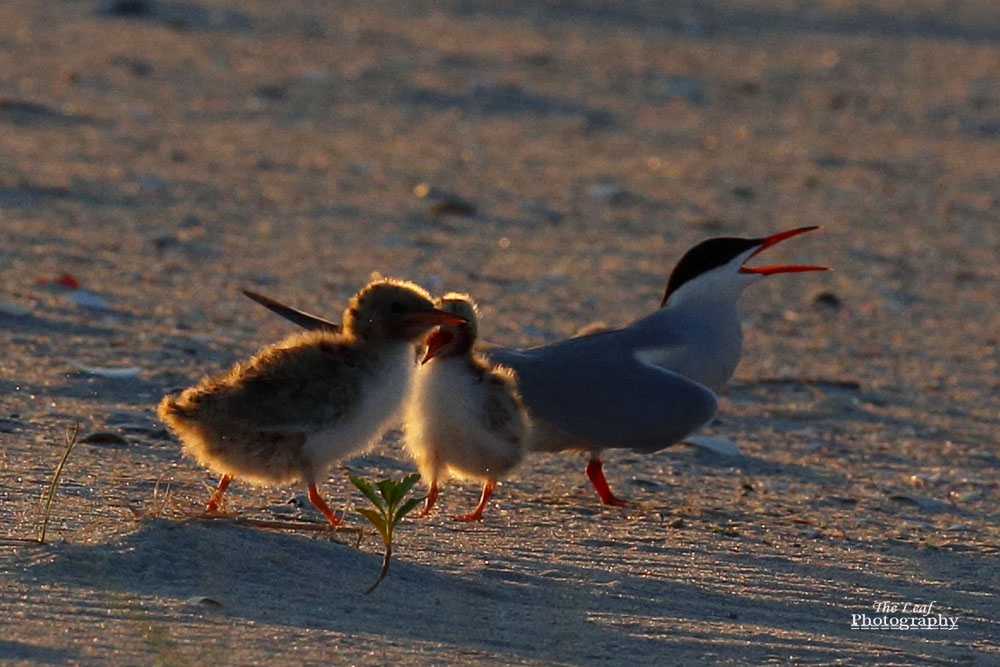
1, 1, 998, 664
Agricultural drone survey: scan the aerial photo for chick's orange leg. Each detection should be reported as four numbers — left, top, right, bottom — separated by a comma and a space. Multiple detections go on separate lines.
585, 457, 631, 507
205, 474, 233, 512
420, 481, 439, 516
452, 480, 495, 522
308, 483, 342, 526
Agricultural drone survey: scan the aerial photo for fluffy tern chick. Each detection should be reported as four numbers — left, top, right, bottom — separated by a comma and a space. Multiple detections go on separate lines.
405, 293, 529, 522
158, 279, 465, 525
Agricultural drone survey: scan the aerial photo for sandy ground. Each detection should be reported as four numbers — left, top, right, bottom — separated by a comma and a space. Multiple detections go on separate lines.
1, 1, 999, 664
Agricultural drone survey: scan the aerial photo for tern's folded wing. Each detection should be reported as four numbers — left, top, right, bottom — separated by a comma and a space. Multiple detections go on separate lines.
489, 339, 717, 453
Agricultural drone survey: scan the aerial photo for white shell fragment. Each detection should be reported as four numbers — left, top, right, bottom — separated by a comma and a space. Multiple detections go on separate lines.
67, 290, 111, 310
682, 435, 741, 456
68, 361, 142, 379
0, 302, 30, 316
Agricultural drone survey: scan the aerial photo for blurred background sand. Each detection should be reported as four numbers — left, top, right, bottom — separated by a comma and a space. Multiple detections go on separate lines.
1, 1, 998, 663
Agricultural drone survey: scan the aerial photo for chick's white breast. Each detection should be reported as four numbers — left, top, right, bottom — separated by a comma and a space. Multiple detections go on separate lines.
303, 342, 418, 467
406, 358, 524, 480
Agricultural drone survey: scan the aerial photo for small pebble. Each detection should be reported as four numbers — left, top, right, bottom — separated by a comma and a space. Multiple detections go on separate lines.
813, 291, 842, 310
79, 431, 130, 446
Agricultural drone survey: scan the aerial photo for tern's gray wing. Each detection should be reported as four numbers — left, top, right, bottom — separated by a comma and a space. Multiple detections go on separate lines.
242, 290, 341, 333
488, 334, 718, 454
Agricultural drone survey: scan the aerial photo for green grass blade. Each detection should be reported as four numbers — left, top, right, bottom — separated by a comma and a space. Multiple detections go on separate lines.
35, 424, 80, 544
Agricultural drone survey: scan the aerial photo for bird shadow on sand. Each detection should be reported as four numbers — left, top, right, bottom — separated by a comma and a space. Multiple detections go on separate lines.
726, 380, 959, 443
22, 517, 997, 663
0, 178, 134, 210
0, 639, 81, 664
3, 374, 169, 410
398, 83, 616, 130
466, 0, 1000, 44
0, 311, 116, 339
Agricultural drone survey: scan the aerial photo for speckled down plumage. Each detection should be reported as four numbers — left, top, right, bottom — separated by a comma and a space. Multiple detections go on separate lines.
158, 330, 382, 485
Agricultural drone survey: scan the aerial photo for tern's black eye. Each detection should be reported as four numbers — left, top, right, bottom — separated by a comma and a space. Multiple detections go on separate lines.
389, 302, 406, 314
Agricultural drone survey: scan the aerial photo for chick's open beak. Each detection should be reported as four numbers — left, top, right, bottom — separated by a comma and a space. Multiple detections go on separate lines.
421, 329, 454, 364
739, 226, 830, 275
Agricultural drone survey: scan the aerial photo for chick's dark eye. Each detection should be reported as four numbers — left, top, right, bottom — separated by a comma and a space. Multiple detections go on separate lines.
389, 302, 406, 314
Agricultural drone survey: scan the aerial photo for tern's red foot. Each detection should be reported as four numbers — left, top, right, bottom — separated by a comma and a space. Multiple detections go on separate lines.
420, 481, 439, 517
585, 458, 632, 507
204, 474, 233, 512
451, 480, 495, 522
307, 483, 341, 526
601, 494, 632, 507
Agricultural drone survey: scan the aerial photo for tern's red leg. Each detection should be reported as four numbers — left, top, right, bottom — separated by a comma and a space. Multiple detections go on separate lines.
452, 480, 496, 522
420, 481, 439, 516
204, 474, 233, 512
585, 457, 631, 507
307, 483, 342, 526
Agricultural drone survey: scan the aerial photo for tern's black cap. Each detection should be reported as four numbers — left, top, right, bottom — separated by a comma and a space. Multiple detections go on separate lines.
660, 237, 762, 306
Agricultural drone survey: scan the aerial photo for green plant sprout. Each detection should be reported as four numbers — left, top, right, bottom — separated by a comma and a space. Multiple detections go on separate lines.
350, 472, 424, 594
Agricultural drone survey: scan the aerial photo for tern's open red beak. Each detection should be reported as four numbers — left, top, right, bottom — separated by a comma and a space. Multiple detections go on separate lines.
739, 226, 829, 275
421, 329, 454, 364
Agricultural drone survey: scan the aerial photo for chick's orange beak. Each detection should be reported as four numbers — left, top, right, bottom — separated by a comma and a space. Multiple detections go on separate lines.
404, 309, 468, 327
739, 226, 830, 275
